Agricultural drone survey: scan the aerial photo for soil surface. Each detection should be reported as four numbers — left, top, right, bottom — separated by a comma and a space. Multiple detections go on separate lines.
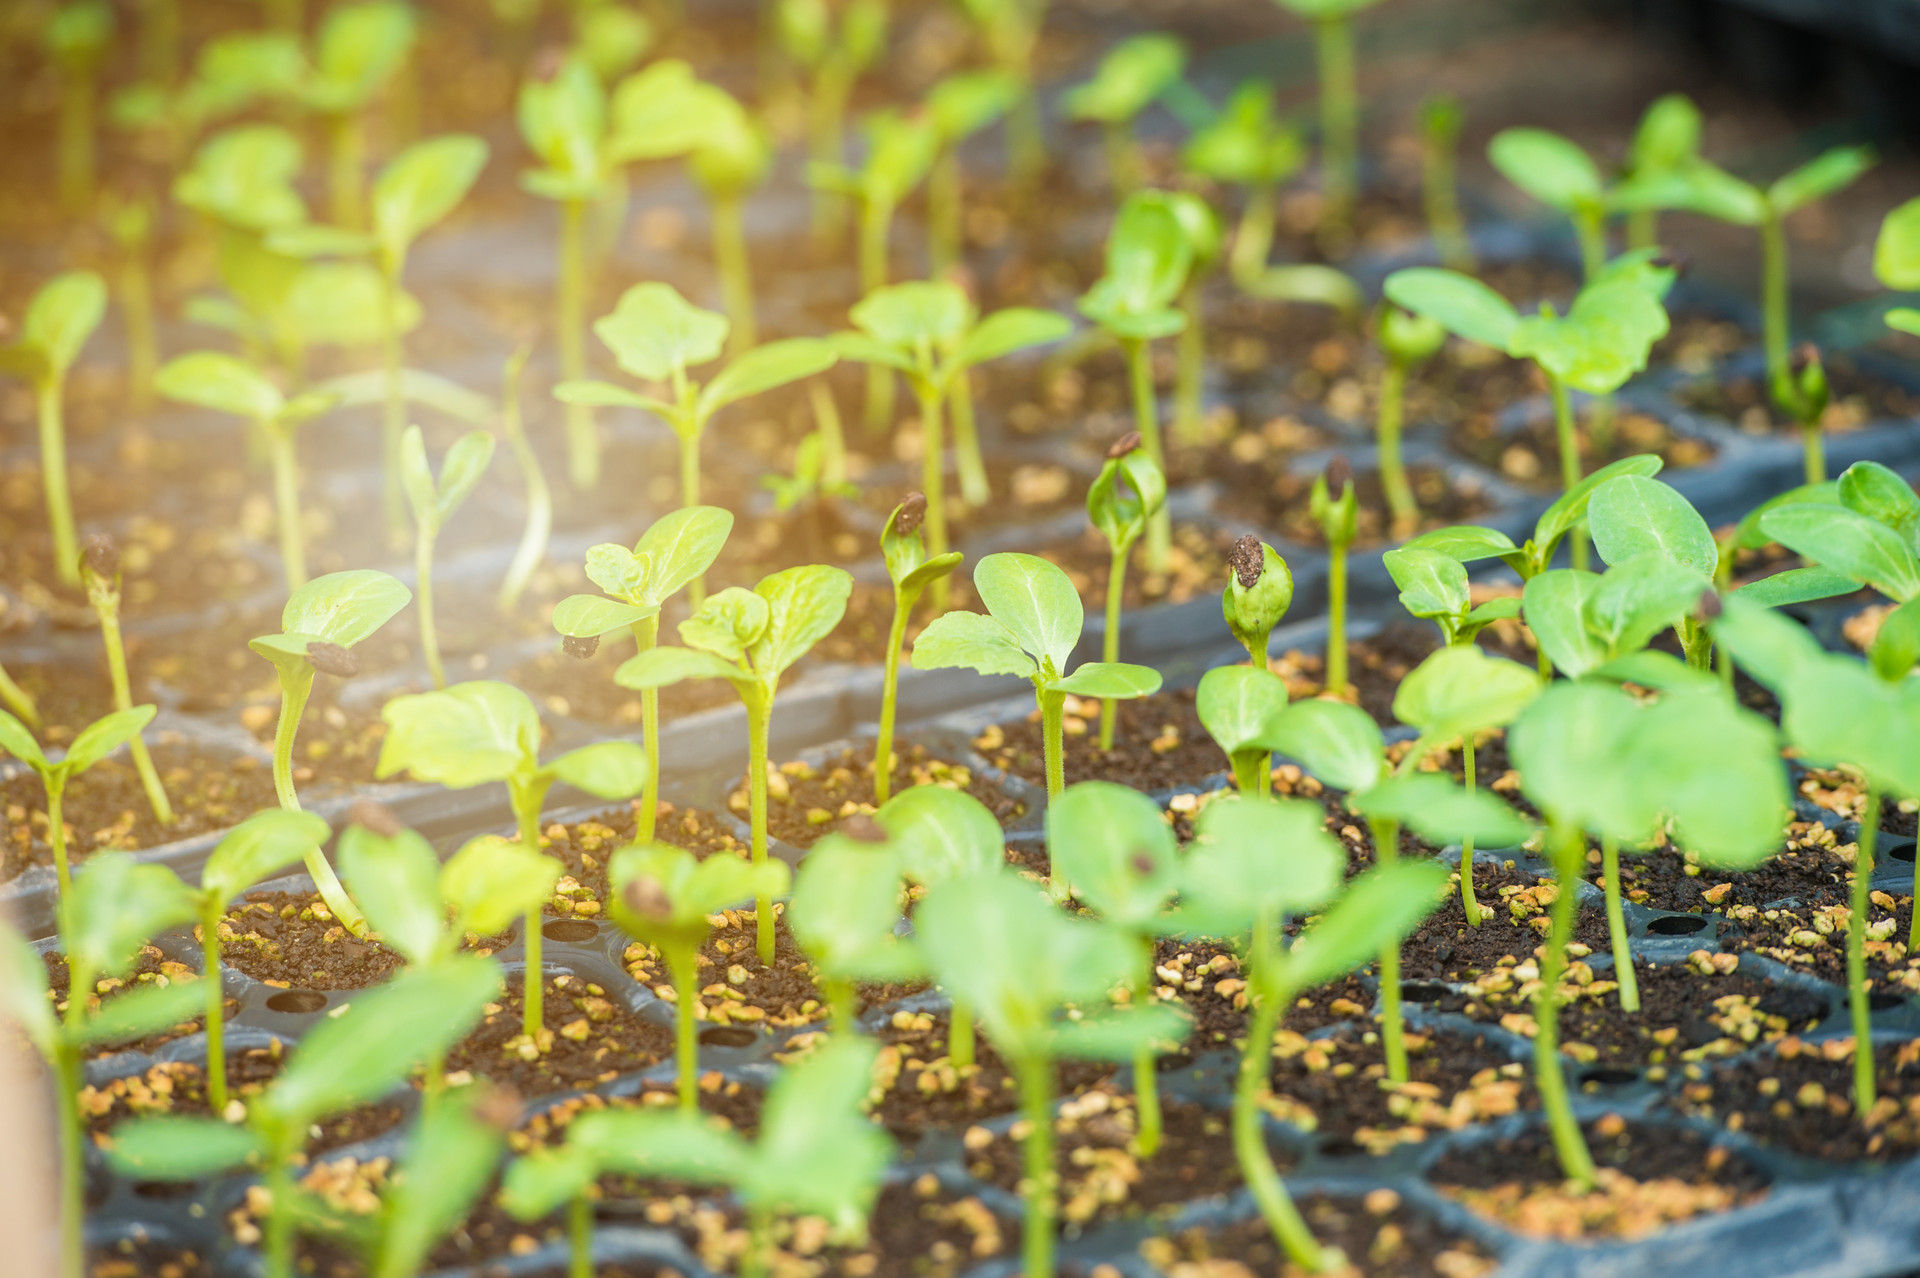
868, 1006, 1116, 1138
215, 892, 410, 992
744, 744, 1027, 849
1669, 1035, 1920, 1162
1138, 1192, 1497, 1278
443, 971, 674, 1097
973, 688, 1226, 792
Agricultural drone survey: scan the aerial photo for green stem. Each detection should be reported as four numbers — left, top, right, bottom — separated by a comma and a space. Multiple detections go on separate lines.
47, 779, 70, 915
264, 1139, 295, 1278
0, 660, 39, 728
1547, 373, 1587, 571
1314, 15, 1358, 246
632, 615, 661, 842
327, 112, 365, 231
1175, 278, 1205, 446
1231, 185, 1275, 285
95, 586, 172, 824
558, 197, 597, 491
1460, 733, 1479, 926
917, 384, 950, 611
1574, 208, 1606, 282
807, 69, 853, 240
1423, 121, 1472, 273
381, 269, 406, 544
1236, 912, 1327, 1270
122, 243, 158, 416
1040, 687, 1065, 802
1007, 81, 1044, 186
1369, 816, 1407, 1083
1761, 208, 1791, 417
948, 998, 975, 1069
679, 422, 706, 607
139, 0, 182, 84
1232, 749, 1265, 796
1601, 835, 1638, 1012
743, 1204, 774, 1278
827, 977, 858, 1037
810, 379, 847, 489
1132, 934, 1162, 1157
497, 355, 551, 614
1124, 339, 1170, 573
1326, 541, 1349, 695
929, 145, 963, 276
517, 793, 545, 1040
203, 900, 228, 1111
748, 691, 775, 967
38, 382, 80, 588
1803, 423, 1826, 486
862, 199, 897, 432
671, 942, 699, 1110
271, 670, 364, 935
569, 1191, 593, 1278
712, 193, 756, 355
1536, 818, 1598, 1188
418, 525, 444, 689
1103, 121, 1142, 192
266, 422, 306, 591
1852, 785, 1881, 1119
58, 72, 94, 217
1099, 545, 1127, 752
1377, 359, 1415, 534
1015, 1054, 1056, 1278
874, 589, 911, 805
949, 373, 988, 509
56, 1043, 84, 1278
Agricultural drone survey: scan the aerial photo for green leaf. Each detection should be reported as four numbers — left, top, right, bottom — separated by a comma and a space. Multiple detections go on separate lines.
371, 1095, 504, 1278
1488, 128, 1602, 212
910, 610, 1034, 679
62, 705, 157, 776
875, 786, 1005, 887
1046, 781, 1178, 928
697, 338, 838, 421
431, 430, 496, 527
1591, 650, 1721, 695
679, 588, 771, 662
1087, 448, 1166, 552
77, 979, 206, 1050
500, 1145, 598, 1221
262, 955, 499, 1130
552, 379, 659, 410
1875, 196, 1920, 290
372, 134, 489, 265
954, 307, 1073, 369
0, 711, 47, 769
1283, 862, 1448, 992
1381, 268, 1519, 351
1762, 504, 1920, 603
201, 809, 330, 910
1173, 797, 1343, 936
606, 60, 720, 162
927, 68, 1021, 141
338, 821, 447, 965
1588, 474, 1717, 576
1731, 566, 1858, 609
289, 262, 420, 349
1629, 93, 1701, 175
827, 330, 919, 374
281, 569, 412, 647
739, 1036, 897, 1215
551, 594, 654, 638
614, 645, 750, 692
576, 1108, 751, 1187
1195, 665, 1290, 758
1383, 545, 1469, 623
1768, 144, 1875, 216
1521, 570, 1608, 680
155, 350, 285, 420
441, 835, 562, 939
105, 1117, 263, 1181
973, 552, 1082, 677
1392, 646, 1539, 743
377, 681, 539, 788
1063, 33, 1186, 124
309, 1, 415, 111
1265, 698, 1384, 794
1051, 662, 1161, 700
850, 282, 973, 352
788, 835, 919, 983
1080, 192, 1193, 335
1871, 597, 1920, 683
547, 741, 648, 799
1403, 525, 1519, 565
1584, 553, 1708, 657
1837, 461, 1920, 550
1710, 593, 1827, 693
0, 927, 53, 1057
1633, 691, 1790, 869
1508, 280, 1671, 395
751, 564, 852, 679
1509, 680, 1654, 843
607, 841, 789, 952
900, 552, 964, 597
1050, 1003, 1190, 1062
14, 271, 107, 378
1534, 454, 1665, 554
630, 506, 734, 605
1351, 774, 1534, 849
594, 282, 727, 381
174, 124, 307, 231
67, 854, 196, 984
400, 425, 438, 528
1238, 264, 1363, 316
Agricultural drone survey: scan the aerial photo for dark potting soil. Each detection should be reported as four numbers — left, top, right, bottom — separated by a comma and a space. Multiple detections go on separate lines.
505, 643, 742, 728
44, 946, 228, 1057
444, 971, 673, 1096
1673, 353, 1920, 435
538, 803, 751, 917
1212, 461, 1496, 552
1428, 1117, 1770, 1240
215, 892, 409, 991
1395, 862, 1609, 983
623, 908, 846, 1032
973, 688, 1226, 793
1151, 936, 1378, 1059
1, 740, 281, 882
868, 1006, 1116, 1137
1446, 408, 1717, 491
1721, 890, 1920, 995
1670, 1035, 1920, 1162
1270, 620, 1537, 730
1268, 1025, 1533, 1156
86, 1237, 219, 1278
1594, 822, 1858, 915
1798, 766, 1920, 840
746, 745, 1026, 850
1138, 1191, 1496, 1278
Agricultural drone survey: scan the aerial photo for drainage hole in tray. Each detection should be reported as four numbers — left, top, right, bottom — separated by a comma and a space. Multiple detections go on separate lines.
699, 1026, 758, 1049
265, 989, 329, 1014
1869, 991, 1908, 1012
133, 1181, 197, 1201
1400, 981, 1454, 1003
1646, 915, 1710, 936
542, 919, 600, 943
1579, 1066, 1641, 1086
1888, 843, 1915, 864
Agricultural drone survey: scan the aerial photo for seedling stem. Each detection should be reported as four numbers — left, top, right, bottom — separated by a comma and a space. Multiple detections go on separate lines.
634, 615, 662, 841
713, 193, 757, 353
266, 420, 307, 589
513, 780, 546, 1037
1459, 733, 1480, 924
1122, 338, 1171, 571
1600, 834, 1639, 1012
1537, 818, 1598, 1189
1546, 371, 1588, 571
1016, 1054, 1057, 1278
748, 691, 775, 965
38, 384, 81, 587
1851, 784, 1881, 1117
269, 669, 367, 935
84, 555, 172, 825
914, 382, 952, 610
1314, 14, 1358, 247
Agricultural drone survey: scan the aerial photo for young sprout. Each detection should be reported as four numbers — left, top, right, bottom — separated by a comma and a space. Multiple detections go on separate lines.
47, 1, 113, 214
1087, 434, 1168, 750
1048, 780, 1188, 1157
1385, 251, 1676, 566
1312, 455, 1358, 695
1063, 34, 1187, 193
495, 343, 551, 613
1754, 460, 1920, 612
1167, 190, 1225, 445
571, 1, 655, 82
1621, 93, 1702, 250
0, 270, 107, 587
501, 1037, 890, 1278
1223, 534, 1294, 667
1876, 194, 1920, 338
2, 854, 197, 1278
925, 69, 1021, 275
876, 494, 964, 803
914, 553, 1163, 812
1419, 93, 1473, 272
1508, 671, 1785, 1184
1268, 0, 1383, 245
102, 192, 160, 415
953, 0, 1053, 183
106, 956, 502, 1278
552, 505, 733, 840
775, 0, 888, 236
830, 281, 1070, 603
1266, 656, 1535, 1082
1486, 127, 1620, 281
0, 658, 40, 730
556, 283, 835, 578
401, 425, 497, 688
296, 2, 419, 227
1374, 305, 1447, 537
155, 351, 339, 589
681, 83, 773, 354
787, 823, 923, 1035
1182, 81, 1306, 286
764, 428, 857, 513
377, 679, 647, 1036
79, 537, 171, 825
616, 564, 853, 964
1171, 797, 1444, 1270
1078, 193, 1192, 572
188, 809, 330, 1111
0, 705, 158, 900
250, 569, 412, 934
917, 868, 1187, 1278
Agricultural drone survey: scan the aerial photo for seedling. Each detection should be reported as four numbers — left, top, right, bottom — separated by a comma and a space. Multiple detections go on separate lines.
106, 956, 502, 1278
875, 494, 964, 802
189, 809, 330, 1110
1266, 656, 1535, 1081
3, 854, 198, 1278
1197, 663, 1289, 795
680, 82, 773, 353
1486, 127, 1620, 281
1755, 460, 1920, 610
1385, 252, 1676, 565
295, 1, 418, 228
916, 868, 1187, 1278
79, 537, 171, 825
401, 424, 497, 688
917, 553, 1162, 811
155, 351, 338, 589
47, 1, 113, 214
502, 1037, 889, 1278
572, 1, 655, 82
1088, 435, 1168, 749
249, 568, 412, 935
1312, 455, 1358, 694
1167, 190, 1225, 444
1182, 80, 1305, 286
787, 825, 923, 1034
925, 69, 1021, 274
616, 564, 853, 964
557, 283, 835, 577
1048, 780, 1189, 1156
1875, 195, 1920, 339
0, 270, 106, 587
102, 192, 160, 415
1171, 797, 1445, 1270
552, 505, 733, 839
764, 428, 857, 515
953, 0, 1053, 182
1063, 34, 1187, 192
1621, 93, 1702, 250
1374, 305, 1446, 536
377, 679, 647, 1035
1222, 535, 1295, 666
1419, 94, 1473, 272
1079, 192, 1192, 571
830, 280, 1070, 603
0, 705, 158, 901
1509, 671, 1786, 1184
775, 0, 888, 236
1269, 0, 1382, 244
